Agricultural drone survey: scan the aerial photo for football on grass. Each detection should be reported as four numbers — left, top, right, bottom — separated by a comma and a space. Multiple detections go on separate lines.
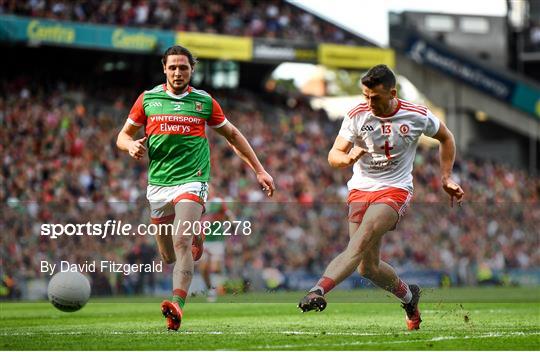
48, 271, 91, 312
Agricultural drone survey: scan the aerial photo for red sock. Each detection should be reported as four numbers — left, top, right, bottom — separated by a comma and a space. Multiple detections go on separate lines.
172, 289, 187, 308
173, 289, 187, 299
392, 279, 412, 303
311, 276, 336, 295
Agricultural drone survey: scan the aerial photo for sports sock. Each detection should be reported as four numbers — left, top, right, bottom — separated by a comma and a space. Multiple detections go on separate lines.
393, 279, 412, 304
172, 289, 187, 308
309, 276, 336, 295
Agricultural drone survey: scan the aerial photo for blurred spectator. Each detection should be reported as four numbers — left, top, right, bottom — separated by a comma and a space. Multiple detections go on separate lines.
1, 75, 539, 298
0, 0, 365, 45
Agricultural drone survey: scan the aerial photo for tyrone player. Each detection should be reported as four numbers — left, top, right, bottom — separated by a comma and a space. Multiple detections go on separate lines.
117, 45, 275, 331
298, 65, 464, 330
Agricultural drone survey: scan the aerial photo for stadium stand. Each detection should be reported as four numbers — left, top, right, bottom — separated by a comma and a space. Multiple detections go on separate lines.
1, 0, 539, 300
1, 76, 538, 298
0, 0, 365, 44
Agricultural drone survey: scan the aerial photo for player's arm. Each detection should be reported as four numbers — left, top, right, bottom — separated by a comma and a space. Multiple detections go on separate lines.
116, 121, 147, 160
117, 92, 148, 160
328, 136, 366, 168
214, 122, 275, 197
431, 121, 464, 206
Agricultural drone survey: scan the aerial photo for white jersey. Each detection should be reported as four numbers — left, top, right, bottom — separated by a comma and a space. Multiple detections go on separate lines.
338, 99, 440, 193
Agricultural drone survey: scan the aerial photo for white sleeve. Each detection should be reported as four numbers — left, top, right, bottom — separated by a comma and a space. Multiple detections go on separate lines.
338, 115, 356, 142
423, 109, 441, 137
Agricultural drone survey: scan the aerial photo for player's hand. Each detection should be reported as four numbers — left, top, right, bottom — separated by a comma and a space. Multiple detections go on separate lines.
257, 170, 275, 197
348, 146, 367, 165
128, 136, 147, 160
442, 177, 464, 207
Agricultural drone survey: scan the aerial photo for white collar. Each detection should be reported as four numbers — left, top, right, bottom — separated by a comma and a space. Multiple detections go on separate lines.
165, 86, 191, 99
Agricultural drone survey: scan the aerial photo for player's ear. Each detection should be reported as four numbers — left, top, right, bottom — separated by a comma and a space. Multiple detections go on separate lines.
390, 88, 397, 98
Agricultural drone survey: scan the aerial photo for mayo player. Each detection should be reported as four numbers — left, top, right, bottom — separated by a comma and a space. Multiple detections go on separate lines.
199, 194, 233, 302
117, 45, 274, 331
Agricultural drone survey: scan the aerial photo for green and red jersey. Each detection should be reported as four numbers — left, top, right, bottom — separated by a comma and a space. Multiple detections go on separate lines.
128, 84, 228, 186
203, 198, 229, 242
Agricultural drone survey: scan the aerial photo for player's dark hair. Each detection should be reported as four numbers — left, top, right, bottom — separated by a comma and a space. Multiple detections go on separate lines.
161, 45, 197, 67
361, 64, 396, 90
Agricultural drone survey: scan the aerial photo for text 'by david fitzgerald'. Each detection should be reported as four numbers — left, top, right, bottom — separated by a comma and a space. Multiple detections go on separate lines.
41, 260, 162, 276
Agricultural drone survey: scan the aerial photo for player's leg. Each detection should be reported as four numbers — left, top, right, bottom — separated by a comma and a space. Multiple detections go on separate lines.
353, 201, 421, 330
359, 243, 421, 329
152, 214, 178, 329
148, 186, 177, 265
152, 215, 176, 264
357, 232, 421, 330
160, 198, 204, 330
172, 200, 204, 299
358, 237, 406, 297
345, 221, 404, 290
204, 241, 225, 302
299, 203, 397, 312
149, 195, 182, 330
322, 203, 398, 284
200, 251, 212, 289
200, 251, 218, 302
355, 189, 422, 330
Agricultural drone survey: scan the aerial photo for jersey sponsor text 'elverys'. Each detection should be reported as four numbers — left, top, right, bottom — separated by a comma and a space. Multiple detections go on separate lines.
128, 84, 227, 186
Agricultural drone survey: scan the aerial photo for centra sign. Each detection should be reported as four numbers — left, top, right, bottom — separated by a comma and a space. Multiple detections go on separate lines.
112, 29, 157, 50
27, 20, 75, 43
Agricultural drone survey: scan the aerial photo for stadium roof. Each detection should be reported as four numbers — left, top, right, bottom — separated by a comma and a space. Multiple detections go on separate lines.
286, 0, 382, 48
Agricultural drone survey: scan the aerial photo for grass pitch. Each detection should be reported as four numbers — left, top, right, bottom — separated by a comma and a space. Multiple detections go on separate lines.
1, 287, 539, 350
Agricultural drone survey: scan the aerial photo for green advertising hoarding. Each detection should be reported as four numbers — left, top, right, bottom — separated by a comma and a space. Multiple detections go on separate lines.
0, 15, 174, 52
6, 15, 537, 120
512, 83, 540, 120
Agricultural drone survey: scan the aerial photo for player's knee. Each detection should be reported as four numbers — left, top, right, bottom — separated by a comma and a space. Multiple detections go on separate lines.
359, 221, 377, 238
349, 233, 374, 257
351, 224, 378, 252
173, 236, 191, 252
358, 261, 378, 278
160, 251, 176, 264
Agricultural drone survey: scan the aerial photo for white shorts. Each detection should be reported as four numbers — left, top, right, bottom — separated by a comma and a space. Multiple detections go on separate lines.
204, 241, 225, 260
147, 182, 209, 222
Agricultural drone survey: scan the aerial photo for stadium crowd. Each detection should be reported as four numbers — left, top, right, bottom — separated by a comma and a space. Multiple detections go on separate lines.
1, 77, 539, 299
0, 0, 362, 44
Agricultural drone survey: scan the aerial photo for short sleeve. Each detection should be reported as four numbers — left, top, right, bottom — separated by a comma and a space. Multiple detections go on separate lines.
338, 115, 356, 142
423, 109, 441, 137
127, 93, 146, 126
208, 98, 228, 128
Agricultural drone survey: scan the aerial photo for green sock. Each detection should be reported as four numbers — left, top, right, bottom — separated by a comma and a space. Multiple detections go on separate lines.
172, 295, 185, 308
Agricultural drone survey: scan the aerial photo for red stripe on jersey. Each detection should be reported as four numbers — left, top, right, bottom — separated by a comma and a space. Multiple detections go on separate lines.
401, 104, 427, 114
146, 114, 206, 137
349, 108, 370, 118
400, 100, 427, 113
400, 99, 425, 107
348, 106, 369, 118
401, 106, 427, 116
348, 103, 368, 116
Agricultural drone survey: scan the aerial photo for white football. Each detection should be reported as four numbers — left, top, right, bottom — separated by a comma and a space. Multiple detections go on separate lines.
47, 271, 91, 312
